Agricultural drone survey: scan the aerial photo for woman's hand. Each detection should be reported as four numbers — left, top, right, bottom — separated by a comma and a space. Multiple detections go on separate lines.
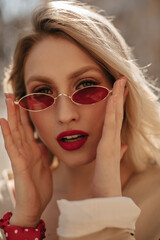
0, 95, 53, 227
91, 77, 128, 198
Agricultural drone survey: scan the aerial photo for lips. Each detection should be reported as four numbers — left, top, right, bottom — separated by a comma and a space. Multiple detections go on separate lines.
57, 130, 88, 151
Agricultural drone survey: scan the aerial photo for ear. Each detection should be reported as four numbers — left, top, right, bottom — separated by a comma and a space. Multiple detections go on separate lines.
5, 93, 16, 101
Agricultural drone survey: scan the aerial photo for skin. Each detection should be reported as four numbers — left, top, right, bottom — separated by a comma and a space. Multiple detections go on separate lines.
0, 35, 130, 232
25, 36, 112, 167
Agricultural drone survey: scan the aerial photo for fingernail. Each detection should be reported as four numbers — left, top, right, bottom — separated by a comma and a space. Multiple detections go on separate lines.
5, 93, 13, 99
120, 77, 127, 87
120, 76, 127, 80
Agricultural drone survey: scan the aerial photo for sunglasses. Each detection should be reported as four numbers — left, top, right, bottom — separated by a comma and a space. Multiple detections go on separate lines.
14, 85, 112, 112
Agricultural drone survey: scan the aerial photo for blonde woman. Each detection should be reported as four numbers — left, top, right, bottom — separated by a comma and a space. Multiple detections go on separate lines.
0, 1, 160, 240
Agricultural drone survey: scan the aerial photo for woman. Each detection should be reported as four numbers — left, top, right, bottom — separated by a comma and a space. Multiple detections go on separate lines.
0, 1, 160, 240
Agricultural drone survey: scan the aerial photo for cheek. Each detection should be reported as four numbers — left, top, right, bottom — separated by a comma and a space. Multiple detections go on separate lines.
29, 112, 54, 143
29, 100, 107, 155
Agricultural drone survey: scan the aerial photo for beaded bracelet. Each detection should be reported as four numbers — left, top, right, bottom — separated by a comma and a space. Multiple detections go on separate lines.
0, 212, 46, 240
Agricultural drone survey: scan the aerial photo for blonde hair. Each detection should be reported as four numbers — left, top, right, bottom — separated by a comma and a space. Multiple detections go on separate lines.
4, 0, 160, 171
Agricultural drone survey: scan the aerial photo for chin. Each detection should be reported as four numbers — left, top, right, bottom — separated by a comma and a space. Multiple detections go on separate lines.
56, 150, 96, 168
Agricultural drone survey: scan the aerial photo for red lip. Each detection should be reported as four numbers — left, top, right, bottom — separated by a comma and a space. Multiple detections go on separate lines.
57, 130, 88, 151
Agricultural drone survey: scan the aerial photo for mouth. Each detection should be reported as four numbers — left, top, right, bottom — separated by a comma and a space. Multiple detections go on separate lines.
61, 134, 86, 142
57, 130, 88, 151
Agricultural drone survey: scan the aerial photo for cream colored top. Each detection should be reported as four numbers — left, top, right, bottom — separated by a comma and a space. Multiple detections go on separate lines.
1, 165, 160, 240
57, 197, 140, 238
57, 165, 160, 240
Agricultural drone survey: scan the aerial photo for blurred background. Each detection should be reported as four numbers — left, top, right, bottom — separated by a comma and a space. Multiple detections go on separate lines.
0, 0, 160, 177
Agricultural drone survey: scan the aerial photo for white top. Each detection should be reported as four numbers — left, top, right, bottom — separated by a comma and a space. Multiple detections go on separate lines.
0, 169, 141, 239
57, 197, 141, 238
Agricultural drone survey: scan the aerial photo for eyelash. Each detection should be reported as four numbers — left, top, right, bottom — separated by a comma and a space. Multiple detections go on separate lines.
32, 79, 99, 94
76, 79, 99, 89
34, 87, 53, 94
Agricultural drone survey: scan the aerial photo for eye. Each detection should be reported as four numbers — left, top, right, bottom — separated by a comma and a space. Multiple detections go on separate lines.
76, 79, 99, 89
34, 87, 53, 94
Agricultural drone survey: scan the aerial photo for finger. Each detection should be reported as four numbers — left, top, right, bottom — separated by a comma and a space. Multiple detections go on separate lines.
113, 77, 127, 134
19, 107, 35, 142
97, 95, 117, 157
6, 98, 22, 147
103, 95, 116, 136
5, 93, 15, 101
120, 144, 128, 160
15, 104, 27, 142
123, 87, 129, 104
112, 78, 128, 104
0, 118, 22, 167
5, 94, 27, 142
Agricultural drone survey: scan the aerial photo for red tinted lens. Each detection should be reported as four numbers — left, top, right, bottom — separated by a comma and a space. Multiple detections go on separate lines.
19, 94, 54, 111
72, 86, 109, 104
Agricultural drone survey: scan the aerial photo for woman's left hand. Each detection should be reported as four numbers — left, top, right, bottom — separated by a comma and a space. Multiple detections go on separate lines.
91, 77, 128, 198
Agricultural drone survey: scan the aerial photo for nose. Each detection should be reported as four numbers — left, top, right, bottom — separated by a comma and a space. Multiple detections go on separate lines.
55, 94, 80, 124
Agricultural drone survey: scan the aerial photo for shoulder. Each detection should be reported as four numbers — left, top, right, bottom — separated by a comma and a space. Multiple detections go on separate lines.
123, 165, 160, 240
123, 164, 160, 200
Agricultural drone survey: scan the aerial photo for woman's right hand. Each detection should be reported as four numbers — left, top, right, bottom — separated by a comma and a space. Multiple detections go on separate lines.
91, 77, 128, 198
0, 95, 53, 227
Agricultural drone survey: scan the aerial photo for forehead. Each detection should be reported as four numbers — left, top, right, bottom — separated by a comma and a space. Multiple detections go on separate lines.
24, 35, 102, 76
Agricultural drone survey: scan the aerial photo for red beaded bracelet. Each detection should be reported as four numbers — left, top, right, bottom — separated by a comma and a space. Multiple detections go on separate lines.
0, 212, 46, 240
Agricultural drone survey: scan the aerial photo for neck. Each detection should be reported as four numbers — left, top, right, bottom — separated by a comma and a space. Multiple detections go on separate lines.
53, 160, 95, 200
121, 161, 134, 189
52, 158, 133, 200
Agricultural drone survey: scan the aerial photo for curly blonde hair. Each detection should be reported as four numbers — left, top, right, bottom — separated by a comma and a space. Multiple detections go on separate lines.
4, 0, 160, 171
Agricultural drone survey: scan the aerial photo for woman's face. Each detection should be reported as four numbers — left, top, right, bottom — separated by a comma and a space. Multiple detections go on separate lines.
24, 35, 112, 167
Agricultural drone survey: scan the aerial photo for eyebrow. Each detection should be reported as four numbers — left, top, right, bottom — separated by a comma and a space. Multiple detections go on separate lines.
69, 66, 104, 79
25, 65, 104, 86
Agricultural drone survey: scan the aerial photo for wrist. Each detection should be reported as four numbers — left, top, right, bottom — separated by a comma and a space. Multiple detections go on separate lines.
92, 187, 122, 198
9, 208, 41, 228
91, 175, 122, 198
0, 212, 46, 240
10, 213, 40, 228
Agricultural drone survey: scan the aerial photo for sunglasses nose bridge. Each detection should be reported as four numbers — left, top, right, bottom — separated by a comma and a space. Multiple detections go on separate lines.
59, 93, 82, 106
54, 93, 73, 104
